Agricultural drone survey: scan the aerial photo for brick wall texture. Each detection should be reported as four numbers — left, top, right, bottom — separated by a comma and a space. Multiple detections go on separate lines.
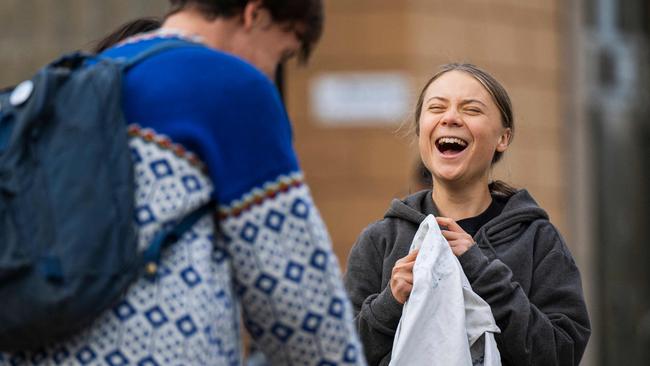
0, 0, 568, 266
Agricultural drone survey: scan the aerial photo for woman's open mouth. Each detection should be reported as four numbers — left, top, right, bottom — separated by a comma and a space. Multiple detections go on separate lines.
435, 136, 468, 156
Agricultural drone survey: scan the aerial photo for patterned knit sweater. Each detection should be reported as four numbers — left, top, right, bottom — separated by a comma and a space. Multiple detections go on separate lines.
1, 34, 365, 366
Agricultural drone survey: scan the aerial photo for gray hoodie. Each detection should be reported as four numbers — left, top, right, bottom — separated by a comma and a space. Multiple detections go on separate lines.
344, 190, 591, 366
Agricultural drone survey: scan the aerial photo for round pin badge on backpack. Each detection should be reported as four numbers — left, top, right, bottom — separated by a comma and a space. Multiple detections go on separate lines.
10, 80, 34, 107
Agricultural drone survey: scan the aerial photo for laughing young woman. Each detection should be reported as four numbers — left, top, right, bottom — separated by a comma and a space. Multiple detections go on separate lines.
344, 63, 591, 366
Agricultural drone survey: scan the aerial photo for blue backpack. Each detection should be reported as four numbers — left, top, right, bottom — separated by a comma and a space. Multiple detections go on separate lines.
0, 40, 212, 351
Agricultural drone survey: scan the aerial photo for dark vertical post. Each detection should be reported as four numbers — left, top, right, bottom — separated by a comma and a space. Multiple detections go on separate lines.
582, 0, 650, 364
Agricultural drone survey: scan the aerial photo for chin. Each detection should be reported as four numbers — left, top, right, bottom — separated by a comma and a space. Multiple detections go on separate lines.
432, 170, 464, 184
430, 161, 464, 178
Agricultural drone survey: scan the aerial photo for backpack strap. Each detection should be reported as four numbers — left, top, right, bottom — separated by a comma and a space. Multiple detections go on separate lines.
122, 39, 204, 71
142, 201, 216, 278
42, 39, 202, 73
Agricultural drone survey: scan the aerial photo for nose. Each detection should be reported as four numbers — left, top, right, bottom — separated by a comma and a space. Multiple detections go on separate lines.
439, 108, 463, 127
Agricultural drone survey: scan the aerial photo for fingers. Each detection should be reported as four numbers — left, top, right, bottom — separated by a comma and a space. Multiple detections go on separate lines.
390, 272, 413, 304
391, 268, 414, 285
436, 217, 471, 240
435, 216, 464, 233
403, 248, 419, 261
436, 216, 475, 257
393, 251, 417, 278
391, 249, 419, 304
438, 230, 467, 241
391, 281, 413, 304
437, 222, 472, 242
393, 260, 415, 275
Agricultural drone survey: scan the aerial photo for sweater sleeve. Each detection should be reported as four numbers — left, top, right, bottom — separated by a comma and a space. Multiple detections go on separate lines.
344, 228, 404, 366
458, 224, 591, 365
208, 77, 365, 365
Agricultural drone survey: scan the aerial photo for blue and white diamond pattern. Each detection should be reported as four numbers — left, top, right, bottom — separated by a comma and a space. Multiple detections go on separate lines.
285, 261, 305, 283
222, 183, 365, 365
113, 300, 137, 322
105, 350, 130, 366
181, 174, 202, 193
302, 312, 324, 333
144, 306, 169, 328
254, 273, 279, 295
328, 297, 345, 319
240, 222, 260, 244
290, 198, 310, 219
180, 266, 202, 288
75, 346, 97, 364
344, 344, 359, 363
175, 315, 198, 337
264, 209, 286, 232
149, 159, 174, 179
135, 205, 156, 226
310, 248, 329, 271
1, 131, 365, 365
130, 137, 213, 249
271, 322, 294, 343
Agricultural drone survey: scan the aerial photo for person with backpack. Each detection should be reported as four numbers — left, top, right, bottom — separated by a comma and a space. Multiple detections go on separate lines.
1, 1, 366, 365
343, 63, 591, 365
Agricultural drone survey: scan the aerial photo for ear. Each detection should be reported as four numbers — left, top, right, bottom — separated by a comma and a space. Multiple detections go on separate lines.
495, 128, 511, 153
242, 1, 262, 30
242, 0, 271, 31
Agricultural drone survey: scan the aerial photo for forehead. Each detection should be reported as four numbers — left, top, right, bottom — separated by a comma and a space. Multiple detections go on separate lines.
424, 70, 492, 102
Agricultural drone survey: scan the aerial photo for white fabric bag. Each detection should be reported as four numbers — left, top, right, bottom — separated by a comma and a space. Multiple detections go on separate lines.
389, 215, 502, 366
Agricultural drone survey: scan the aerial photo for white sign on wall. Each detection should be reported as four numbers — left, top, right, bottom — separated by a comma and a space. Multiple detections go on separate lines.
310, 72, 412, 126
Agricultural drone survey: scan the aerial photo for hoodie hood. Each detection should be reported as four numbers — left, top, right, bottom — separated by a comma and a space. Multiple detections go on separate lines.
384, 190, 434, 224
384, 189, 548, 248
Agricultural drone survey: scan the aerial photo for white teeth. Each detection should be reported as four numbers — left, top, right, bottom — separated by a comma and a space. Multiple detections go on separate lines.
437, 137, 467, 146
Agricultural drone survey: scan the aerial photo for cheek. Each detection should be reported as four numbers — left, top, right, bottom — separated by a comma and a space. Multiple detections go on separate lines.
473, 129, 503, 164
418, 134, 429, 156
418, 117, 435, 138
418, 121, 435, 167
417, 121, 431, 149
471, 120, 500, 146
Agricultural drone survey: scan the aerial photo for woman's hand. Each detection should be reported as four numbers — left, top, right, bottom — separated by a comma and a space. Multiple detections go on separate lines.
436, 217, 475, 257
390, 249, 419, 304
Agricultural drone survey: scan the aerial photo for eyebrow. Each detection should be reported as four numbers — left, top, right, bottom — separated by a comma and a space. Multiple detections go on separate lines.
425, 96, 488, 108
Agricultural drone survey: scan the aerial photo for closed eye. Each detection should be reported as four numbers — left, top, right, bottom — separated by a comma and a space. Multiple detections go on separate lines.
428, 105, 446, 112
